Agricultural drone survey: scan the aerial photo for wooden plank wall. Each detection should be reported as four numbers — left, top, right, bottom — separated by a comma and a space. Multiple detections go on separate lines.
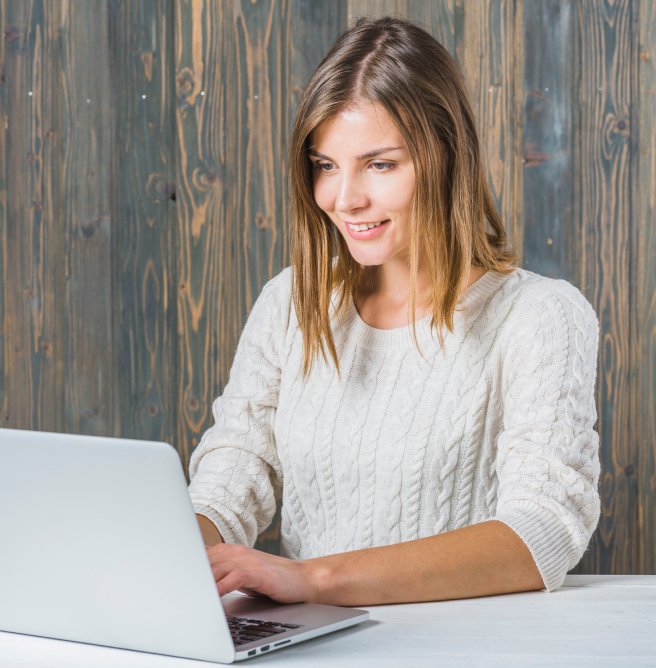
0, 0, 653, 572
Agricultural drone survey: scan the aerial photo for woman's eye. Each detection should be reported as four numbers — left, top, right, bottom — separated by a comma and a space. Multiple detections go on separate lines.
313, 161, 335, 172
370, 161, 394, 171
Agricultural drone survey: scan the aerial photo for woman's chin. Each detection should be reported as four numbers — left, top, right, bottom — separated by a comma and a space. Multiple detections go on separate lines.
349, 254, 387, 267
344, 244, 391, 267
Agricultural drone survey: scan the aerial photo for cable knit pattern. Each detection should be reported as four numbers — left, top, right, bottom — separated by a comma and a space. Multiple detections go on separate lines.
188, 265, 601, 592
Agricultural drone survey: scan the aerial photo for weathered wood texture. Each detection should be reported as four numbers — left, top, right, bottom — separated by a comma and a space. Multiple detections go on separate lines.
463, 0, 525, 261
637, 0, 656, 576
574, 0, 637, 576
522, 1, 576, 281
0, 0, 653, 571
3, 1, 68, 433
0, 1, 6, 426
63, 1, 115, 437
109, 0, 177, 447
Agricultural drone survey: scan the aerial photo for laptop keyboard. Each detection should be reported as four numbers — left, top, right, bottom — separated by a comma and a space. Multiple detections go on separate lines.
226, 615, 304, 646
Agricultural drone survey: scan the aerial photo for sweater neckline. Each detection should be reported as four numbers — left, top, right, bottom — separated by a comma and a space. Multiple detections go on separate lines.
341, 270, 512, 350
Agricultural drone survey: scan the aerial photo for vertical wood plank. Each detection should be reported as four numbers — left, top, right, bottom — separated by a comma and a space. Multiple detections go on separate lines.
521, 1, 576, 282
3, 1, 65, 431
62, 0, 114, 436
348, 0, 408, 24
0, 0, 7, 426
462, 0, 524, 263
575, 0, 635, 575
174, 0, 295, 467
406, 0, 457, 57
636, 0, 656, 574
234, 0, 289, 296
174, 0, 239, 468
109, 0, 176, 443
288, 0, 347, 122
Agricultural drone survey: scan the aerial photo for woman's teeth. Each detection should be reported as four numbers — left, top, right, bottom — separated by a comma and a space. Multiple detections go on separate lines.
348, 221, 385, 232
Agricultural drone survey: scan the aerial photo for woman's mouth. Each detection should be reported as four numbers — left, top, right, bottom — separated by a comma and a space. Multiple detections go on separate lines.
344, 219, 390, 240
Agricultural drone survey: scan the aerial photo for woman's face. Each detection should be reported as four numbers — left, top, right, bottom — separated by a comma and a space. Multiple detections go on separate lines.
309, 102, 416, 268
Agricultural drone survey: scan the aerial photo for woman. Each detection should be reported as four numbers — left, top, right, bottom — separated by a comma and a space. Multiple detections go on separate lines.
188, 16, 600, 606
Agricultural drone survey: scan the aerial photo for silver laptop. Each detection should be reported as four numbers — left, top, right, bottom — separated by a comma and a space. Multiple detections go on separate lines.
0, 428, 369, 662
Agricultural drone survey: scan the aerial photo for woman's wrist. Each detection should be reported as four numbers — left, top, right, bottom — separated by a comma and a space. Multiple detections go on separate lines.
300, 557, 334, 604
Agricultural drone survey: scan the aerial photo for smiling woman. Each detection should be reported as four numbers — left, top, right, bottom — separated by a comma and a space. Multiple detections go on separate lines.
188, 16, 601, 608
309, 105, 416, 265
287, 18, 517, 374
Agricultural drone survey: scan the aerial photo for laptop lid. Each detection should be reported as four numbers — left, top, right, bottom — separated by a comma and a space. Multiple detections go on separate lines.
0, 428, 235, 662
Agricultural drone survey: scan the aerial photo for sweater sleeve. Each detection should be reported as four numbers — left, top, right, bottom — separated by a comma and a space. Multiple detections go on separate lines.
187, 269, 290, 547
492, 280, 601, 592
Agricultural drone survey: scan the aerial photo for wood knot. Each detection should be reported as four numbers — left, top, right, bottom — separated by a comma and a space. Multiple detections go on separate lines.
176, 67, 195, 99
146, 173, 177, 203
191, 168, 217, 191
522, 143, 551, 168
81, 221, 96, 238
4, 27, 19, 42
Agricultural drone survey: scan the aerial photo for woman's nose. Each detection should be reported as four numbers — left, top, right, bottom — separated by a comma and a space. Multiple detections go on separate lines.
335, 172, 368, 213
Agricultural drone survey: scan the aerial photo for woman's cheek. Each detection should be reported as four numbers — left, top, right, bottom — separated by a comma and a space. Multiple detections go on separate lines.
312, 183, 331, 214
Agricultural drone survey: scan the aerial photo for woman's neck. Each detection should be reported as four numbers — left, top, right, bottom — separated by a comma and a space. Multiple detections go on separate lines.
357, 263, 486, 307
353, 263, 487, 329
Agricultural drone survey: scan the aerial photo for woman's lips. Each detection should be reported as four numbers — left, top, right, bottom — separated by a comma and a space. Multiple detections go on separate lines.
343, 219, 390, 240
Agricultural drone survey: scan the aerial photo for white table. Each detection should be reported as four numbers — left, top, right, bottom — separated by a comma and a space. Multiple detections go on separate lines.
0, 575, 654, 667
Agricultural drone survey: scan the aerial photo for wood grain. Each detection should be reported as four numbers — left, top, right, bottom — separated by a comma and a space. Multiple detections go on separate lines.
62, 0, 114, 436
173, 0, 296, 469
521, 1, 576, 282
462, 0, 524, 263
348, 0, 408, 25
636, 0, 655, 574
109, 0, 176, 444
575, 0, 635, 575
2, 1, 66, 432
0, 1, 6, 426
174, 0, 225, 469
406, 0, 457, 57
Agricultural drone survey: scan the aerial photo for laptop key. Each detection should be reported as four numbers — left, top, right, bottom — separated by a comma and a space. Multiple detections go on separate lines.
226, 614, 305, 646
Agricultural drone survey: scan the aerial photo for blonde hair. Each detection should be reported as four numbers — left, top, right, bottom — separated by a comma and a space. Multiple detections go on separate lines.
289, 17, 517, 378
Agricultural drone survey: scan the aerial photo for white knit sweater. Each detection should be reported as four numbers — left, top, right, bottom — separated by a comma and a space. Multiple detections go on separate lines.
189, 266, 601, 592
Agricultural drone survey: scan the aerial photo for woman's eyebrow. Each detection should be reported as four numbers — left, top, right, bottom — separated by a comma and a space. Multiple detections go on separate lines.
308, 146, 405, 160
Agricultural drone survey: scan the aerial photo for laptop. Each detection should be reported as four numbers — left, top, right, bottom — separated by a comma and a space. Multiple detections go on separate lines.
0, 428, 369, 662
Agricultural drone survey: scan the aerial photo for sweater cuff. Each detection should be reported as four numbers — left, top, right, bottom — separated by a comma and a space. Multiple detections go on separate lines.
493, 505, 581, 592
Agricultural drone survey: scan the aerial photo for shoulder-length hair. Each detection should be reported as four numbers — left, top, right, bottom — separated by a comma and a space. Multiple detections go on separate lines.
289, 16, 517, 378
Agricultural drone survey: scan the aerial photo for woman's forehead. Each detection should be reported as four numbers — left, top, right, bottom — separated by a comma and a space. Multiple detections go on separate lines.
310, 102, 406, 154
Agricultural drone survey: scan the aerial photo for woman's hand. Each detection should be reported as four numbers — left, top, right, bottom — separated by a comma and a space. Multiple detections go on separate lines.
206, 543, 318, 604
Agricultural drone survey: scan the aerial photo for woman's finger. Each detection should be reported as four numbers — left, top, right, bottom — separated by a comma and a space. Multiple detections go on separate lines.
211, 561, 231, 583
216, 569, 248, 596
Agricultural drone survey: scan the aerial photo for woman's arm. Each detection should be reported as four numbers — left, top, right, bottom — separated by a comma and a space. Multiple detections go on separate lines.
197, 514, 223, 546
188, 270, 291, 547
307, 520, 543, 605
206, 520, 543, 605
